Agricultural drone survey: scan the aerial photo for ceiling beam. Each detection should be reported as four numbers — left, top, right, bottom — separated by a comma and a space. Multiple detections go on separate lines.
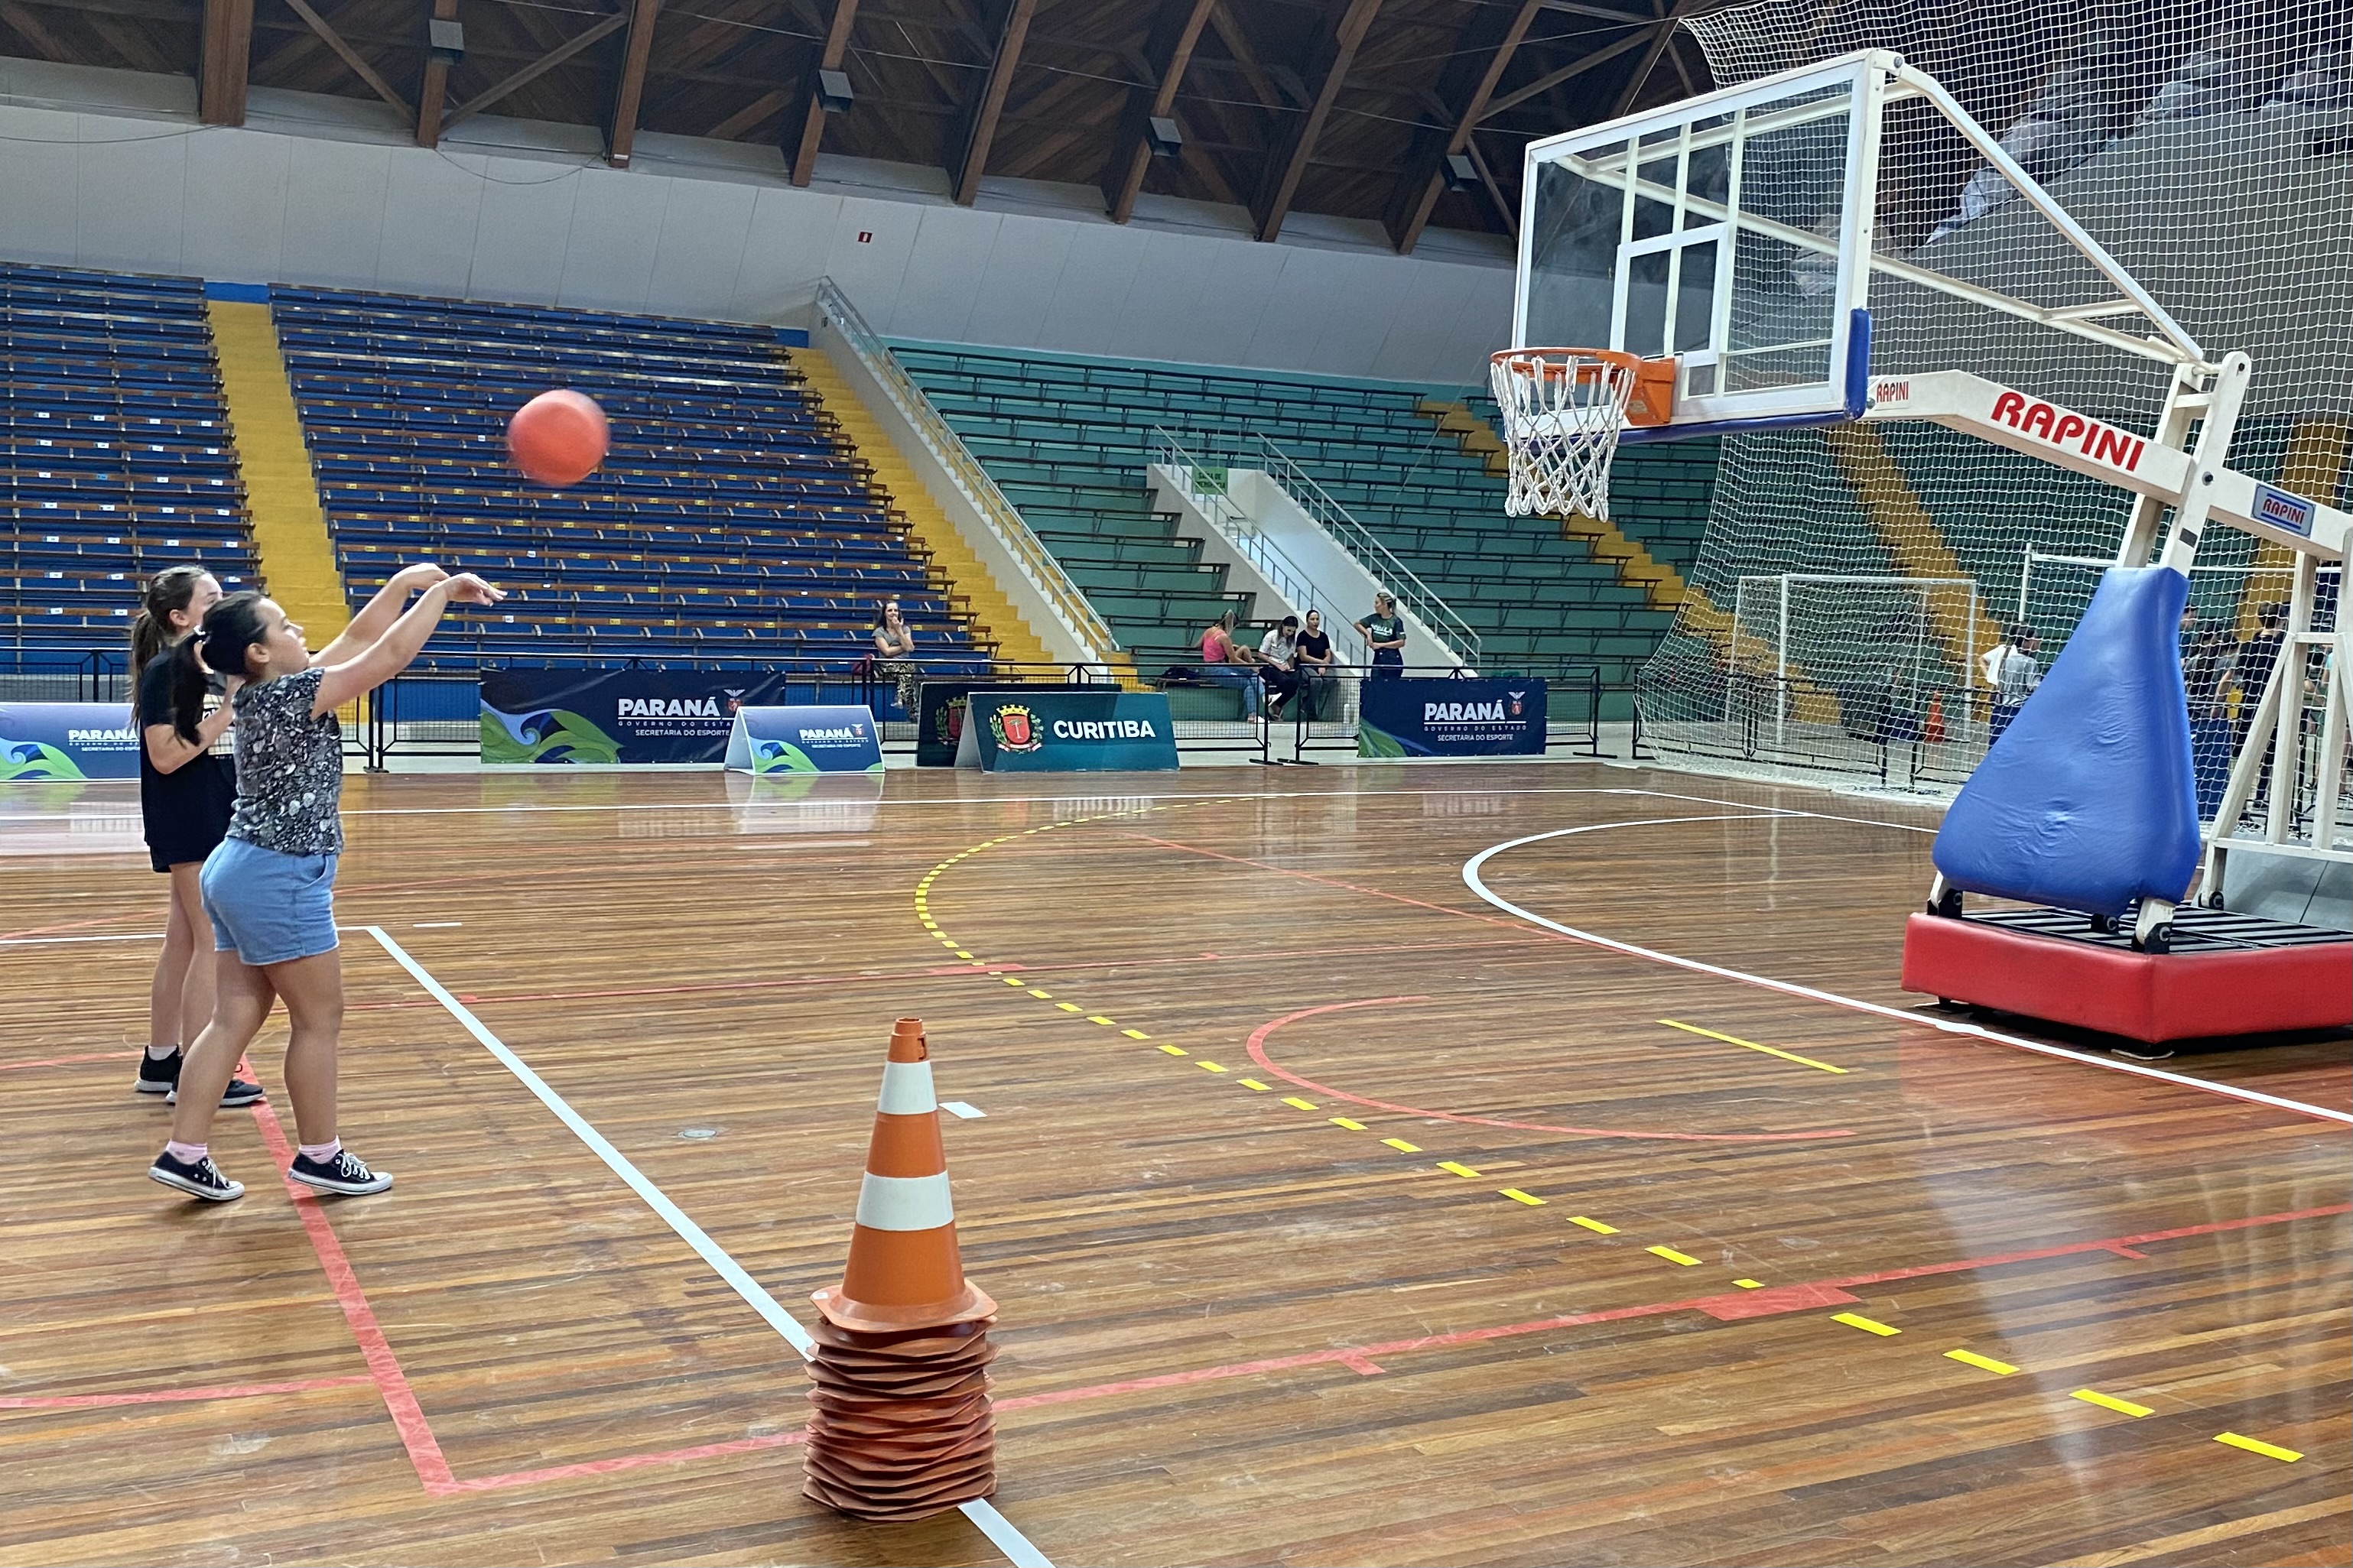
414, 0, 456, 148
1611, 0, 1705, 115
948, 0, 1039, 206
442, 8, 629, 133
1204, 0, 1287, 110
1101, 0, 1216, 223
279, 0, 411, 119
1250, 0, 1383, 243
0, 2, 73, 60
1383, 0, 1542, 254
1464, 134, 1516, 235
197, 0, 252, 125
605, 0, 663, 165
788, 0, 858, 186
1477, 25, 1651, 122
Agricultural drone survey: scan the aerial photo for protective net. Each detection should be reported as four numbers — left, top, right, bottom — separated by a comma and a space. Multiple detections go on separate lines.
1634, 0, 2351, 808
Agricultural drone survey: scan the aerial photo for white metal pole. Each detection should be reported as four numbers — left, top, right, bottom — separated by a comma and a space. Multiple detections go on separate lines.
2266, 552, 2321, 844
1776, 574, 1789, 752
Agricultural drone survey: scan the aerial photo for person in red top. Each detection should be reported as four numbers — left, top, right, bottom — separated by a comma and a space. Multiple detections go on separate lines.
1198, 609, 1267, 716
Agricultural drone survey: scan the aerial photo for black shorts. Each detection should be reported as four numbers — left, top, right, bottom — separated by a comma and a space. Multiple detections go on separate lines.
142, 752, 236, 874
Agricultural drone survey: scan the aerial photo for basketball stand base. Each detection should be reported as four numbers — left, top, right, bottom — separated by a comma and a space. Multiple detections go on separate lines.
1900, 907, 2353, 1044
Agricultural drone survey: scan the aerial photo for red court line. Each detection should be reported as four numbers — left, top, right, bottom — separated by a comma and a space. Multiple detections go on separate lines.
431, 1430, 807, 1495
1, 1049, 140, 1071
1247, 998, 1856, 1144
993, 1200, 2353, 1413
245, 1096, 457, 1492
0, 1376, 376, 1411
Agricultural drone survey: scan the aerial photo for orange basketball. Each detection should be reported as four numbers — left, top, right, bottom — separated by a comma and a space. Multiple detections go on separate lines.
506, 389, 609, 487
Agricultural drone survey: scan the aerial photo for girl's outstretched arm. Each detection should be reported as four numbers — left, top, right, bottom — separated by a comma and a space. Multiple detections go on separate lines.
313, 574, 503, 715
310, 562, 450, 669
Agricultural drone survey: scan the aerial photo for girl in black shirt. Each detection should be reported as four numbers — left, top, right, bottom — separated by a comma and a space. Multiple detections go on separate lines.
130, 566, 261, 1107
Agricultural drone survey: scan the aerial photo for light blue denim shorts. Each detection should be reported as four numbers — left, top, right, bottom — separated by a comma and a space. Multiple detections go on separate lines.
201, 837, 340, 966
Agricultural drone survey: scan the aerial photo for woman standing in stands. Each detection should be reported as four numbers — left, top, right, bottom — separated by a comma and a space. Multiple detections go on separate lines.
130, 566, 262, 1109
148, 567, 504, 1203
872, 599, 921, 718
1357, 592, 1407, 681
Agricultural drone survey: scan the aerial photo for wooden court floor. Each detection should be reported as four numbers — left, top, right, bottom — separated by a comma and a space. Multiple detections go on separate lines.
2, 762, 2346, 1568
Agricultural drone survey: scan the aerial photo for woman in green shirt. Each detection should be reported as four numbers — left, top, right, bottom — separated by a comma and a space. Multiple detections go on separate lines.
1356, 592, 1406, 681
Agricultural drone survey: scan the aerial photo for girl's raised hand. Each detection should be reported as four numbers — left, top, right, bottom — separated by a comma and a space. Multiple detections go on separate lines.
443, 573, 507, 605
391, 562, 451, 592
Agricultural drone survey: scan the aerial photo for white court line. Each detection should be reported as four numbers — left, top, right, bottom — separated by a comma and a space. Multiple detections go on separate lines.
1462, 822, 2353, 1128
0, 930, 167, 946
359, 925, 1056, 1568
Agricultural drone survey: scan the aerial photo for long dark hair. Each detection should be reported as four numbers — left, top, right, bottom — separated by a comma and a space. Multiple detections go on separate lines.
129, 566, 211, 693
167, 591, 268, 745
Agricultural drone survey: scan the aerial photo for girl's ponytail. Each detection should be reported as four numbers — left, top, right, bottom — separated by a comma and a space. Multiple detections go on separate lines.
129, 565, 212, 694
171, 591, 268, 745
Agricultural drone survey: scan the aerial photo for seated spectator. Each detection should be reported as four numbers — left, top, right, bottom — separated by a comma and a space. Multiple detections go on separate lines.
1258, 615, 1304, 717
1293, 609, 1339, 720
1198, 609, 1266, 715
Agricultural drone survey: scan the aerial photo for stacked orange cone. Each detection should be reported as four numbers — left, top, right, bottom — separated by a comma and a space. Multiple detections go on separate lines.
804, 1017, 999, 1521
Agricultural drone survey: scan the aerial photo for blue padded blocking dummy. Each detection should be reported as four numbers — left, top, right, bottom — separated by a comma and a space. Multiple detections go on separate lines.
1933, 566, 2200, 917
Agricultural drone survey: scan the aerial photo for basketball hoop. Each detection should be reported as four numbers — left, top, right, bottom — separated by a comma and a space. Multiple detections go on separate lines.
1489, 348, 1674, 521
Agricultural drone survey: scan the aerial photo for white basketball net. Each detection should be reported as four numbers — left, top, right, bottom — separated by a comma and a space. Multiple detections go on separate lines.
1489, 349, 1640, 521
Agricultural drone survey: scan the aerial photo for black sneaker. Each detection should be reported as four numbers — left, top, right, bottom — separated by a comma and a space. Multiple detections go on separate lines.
135, 1050, 180, 1094
158, 1057, 266, 1109
288, 1148, 393, 1196
148, 1150, 245, 1203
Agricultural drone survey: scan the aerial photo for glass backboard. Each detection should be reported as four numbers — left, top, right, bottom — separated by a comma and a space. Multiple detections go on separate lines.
1516, 54, 1888, 437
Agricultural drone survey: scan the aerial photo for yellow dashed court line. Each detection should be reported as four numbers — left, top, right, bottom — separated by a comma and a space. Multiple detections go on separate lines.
1159, 1044, 1188, 1057
2214, 1433, 2302, 1462
1732, 1278, 1764, 1289
1656, 1018, 1849, 1075
1330, 1117, 1367, 1131
1087, 1016, 1116, 1026
1198, 1061, 1227, 1073
1002, 976, 1026, 987
1831, 1312, 1900, 1336
1945, 1349, 2017, 1376
1240, 1079, 1271, 1092
1499, 1189, 1544, 1206
1646, 1245, 1701, 1266
1567, 1216, 1618, 1235
2072, 1389, 2152, 1417
1282, 1096, 1319, 1112
954, 950, 974, 959
1027, 989, 1053, 998
1122, 1029, 1150, 1040
1435, 1161, 1480, 1178
1056, 1003, 1081, 1013
1380, 1138, 1420, 1152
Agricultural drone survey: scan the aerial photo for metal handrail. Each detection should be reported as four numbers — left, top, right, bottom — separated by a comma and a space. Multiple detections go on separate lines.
809, 280, 1120, 667
1147, 427, 1370, 666
1196, 430, 1482, 666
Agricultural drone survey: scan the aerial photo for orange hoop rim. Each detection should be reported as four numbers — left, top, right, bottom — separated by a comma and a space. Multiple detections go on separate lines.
1491, 346, 1646, 382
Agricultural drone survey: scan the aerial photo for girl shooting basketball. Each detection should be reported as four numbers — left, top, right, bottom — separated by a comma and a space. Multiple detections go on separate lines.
148, 568, 504, 1202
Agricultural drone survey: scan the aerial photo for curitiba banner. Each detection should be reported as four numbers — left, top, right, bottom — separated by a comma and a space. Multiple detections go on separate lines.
954, 690, 1179, 772
1357, 677, 1547, 758
0, 702, 142, 781
481, 669, 803, 765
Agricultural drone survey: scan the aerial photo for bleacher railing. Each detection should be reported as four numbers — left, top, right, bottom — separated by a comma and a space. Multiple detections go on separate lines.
1168, 430, 1481, 667
1146, 427, 1370, 667
809, 279, 1121, 670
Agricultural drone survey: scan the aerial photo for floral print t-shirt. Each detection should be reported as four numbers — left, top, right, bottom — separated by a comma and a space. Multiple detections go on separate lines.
226, 667, 345, 856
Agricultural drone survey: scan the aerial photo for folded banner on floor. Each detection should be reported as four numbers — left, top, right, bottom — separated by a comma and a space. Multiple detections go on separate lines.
0, 702, 141, 781
1358, 677, 1547, 758
482, 668, 797, 765
914, 680, 1061, 767
723, 706, 883, 774
955, 690, 1178, 772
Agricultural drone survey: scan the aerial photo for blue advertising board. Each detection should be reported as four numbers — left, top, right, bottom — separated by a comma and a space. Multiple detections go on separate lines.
723, 706, 883, 774
482, 668, 798, 765
955, 690, 1179, 772
0, 702, 142, 781
1358, 677, 1547, 758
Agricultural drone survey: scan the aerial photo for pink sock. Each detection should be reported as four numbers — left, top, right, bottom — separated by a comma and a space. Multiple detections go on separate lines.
299, 1139, 341, 1164
164, 1141, 206, 1164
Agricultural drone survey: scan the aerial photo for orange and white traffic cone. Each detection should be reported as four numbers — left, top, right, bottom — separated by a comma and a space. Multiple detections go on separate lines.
1923, 693, 1946, 745
804, 1018, 999, 1522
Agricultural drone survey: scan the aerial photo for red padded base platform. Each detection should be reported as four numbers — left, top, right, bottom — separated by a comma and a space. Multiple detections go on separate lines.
1901, 914, 2353, 1044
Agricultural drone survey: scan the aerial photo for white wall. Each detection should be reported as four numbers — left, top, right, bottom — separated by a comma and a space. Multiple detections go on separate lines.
0, 60, 1517, 385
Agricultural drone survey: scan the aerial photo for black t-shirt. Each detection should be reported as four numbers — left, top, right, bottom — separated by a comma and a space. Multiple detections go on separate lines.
137, 653, 236, 868
1296, 629, 1331, 661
